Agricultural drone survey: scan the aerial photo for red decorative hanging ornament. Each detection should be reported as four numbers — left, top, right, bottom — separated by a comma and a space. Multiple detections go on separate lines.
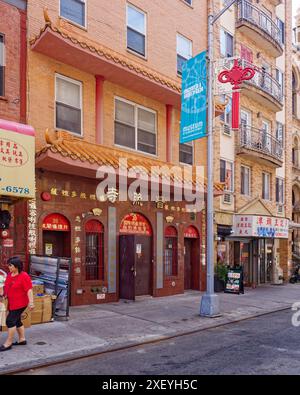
0, 229, 10, 239
218, 59, 256, 129
41, 192, 51, 202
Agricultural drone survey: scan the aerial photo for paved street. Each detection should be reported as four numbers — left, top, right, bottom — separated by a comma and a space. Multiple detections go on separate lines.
20, 310, 300, 375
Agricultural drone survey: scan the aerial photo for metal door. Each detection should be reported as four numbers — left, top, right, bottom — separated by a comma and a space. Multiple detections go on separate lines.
135, 236, 152, 296
119, 235, 135, 300
184, 239, 192, 290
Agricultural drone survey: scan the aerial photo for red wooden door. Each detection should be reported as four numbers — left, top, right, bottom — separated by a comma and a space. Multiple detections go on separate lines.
119, 235, 135, 300
184, 239, 192, 290
135, 236, 152, 296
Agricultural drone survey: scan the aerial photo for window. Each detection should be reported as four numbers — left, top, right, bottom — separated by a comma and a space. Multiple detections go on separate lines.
277, 18, 285, 45
293, 71, 297, 117
179, 141, 193, 165
60, 0, 86, 27
115, 98, 156, 155
276, 122, 284, 147
276, 68, 284, 96
127, 4, 146, 56
177, 34, 192, 75
85, 220, 104, 281
0, 34, 4, 97
220, 159, 234, 192
183, 0, 192, 5
262, 172, 271, 201
241, 166, 251, 196
220, 29, 233, 58
55, 74, 82, 135
219, 95, 232, 126
164, 227, 178, 277
276, 178, 284, 205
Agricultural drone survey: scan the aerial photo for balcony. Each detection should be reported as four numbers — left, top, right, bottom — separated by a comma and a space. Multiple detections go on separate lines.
236, 0, 283, 58
236, 125, 283, 168
240, 59, 283, 112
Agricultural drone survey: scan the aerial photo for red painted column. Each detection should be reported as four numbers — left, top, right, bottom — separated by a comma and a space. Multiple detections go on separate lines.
19, 10, 27, 124
166, 104, 173, 162
95, 75, 105, 145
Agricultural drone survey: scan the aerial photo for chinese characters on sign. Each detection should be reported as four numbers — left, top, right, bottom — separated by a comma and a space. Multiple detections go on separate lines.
28, 199, 37, 255
42, 214, 70, 232
233, 215, 289, 239
120, 213, 152, 236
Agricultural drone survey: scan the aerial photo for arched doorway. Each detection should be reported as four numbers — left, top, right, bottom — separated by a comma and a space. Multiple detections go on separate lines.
42, 213, 71, 257
184, 226, 200, 290
119, 213, 152, 300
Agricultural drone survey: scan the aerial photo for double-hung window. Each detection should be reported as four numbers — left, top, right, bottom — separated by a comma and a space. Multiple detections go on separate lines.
241, 165, 251, 196
276, 177, 284, 205
277, 18, 285, 45
177, 34, 192, 75
55, 74, 83, 136
60, 0, 86, 28
276, 122, 284, 147
220, 29, 233, 58
0, 34, 4, 97
220, 159, 234, 192
179, 141, 193, 165
127, 4, 146, 57
262, 172, 271, 201
115, 98, 157, 155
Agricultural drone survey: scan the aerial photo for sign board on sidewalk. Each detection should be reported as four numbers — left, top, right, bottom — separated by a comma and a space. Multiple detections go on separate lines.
180, 51, 207, 143
225, 268, 244, 295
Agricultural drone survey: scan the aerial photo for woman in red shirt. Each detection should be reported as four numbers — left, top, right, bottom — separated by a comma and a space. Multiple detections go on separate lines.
0, 257, 34, 352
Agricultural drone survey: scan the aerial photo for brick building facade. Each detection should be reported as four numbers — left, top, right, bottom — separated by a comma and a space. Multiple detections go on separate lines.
26, 0, 222, 306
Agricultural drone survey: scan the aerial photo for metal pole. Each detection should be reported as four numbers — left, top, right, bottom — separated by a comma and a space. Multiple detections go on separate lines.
200, 12, 220, 317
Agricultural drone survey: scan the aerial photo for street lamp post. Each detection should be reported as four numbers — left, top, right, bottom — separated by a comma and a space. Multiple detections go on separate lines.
200, 0, 238, 317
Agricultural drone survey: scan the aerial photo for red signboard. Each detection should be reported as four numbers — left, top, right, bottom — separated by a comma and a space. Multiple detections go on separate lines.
120, 213, 152, 236
42, 213, 70, 232
184, 226, 199, 239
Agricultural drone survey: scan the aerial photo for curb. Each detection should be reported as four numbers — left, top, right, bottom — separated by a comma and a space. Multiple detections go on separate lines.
1, 305, 291, 375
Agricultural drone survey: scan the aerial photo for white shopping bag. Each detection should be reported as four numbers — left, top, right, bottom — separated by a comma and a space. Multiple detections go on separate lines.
0, 302, 6, 327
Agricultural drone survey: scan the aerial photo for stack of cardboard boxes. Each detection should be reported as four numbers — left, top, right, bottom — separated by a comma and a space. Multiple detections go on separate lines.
31, 283, 53, 325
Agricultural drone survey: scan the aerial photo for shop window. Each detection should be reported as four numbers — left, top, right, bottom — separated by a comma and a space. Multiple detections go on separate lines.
164, 226, 178, 277
55, 74, 82, 135
115, 97, 157, 155
179, 141, 193, 165
60, 0, 86, 27
0, 34, 4, 97
85, 220, 104, 281
177, 33, 192, 75
127, 4, 146, 56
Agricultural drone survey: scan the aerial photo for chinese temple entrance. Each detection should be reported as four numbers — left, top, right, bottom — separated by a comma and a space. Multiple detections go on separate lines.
119, 214, 152, 300
184, 226, 200, 291
42, 214, 71, 257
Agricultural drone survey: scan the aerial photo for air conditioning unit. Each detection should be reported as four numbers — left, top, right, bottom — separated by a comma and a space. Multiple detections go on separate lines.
223, 124, 231, 136
223, 193, 233, 204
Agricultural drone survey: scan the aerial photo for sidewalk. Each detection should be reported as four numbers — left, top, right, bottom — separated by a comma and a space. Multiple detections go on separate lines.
0, 283, 299, 374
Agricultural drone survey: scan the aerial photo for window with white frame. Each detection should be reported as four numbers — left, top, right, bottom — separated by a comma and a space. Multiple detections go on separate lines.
219, 95, 232, 126
220, 159, 234, 192
127, 4, 146, 56
276, 122, 284, 147
276, 68, 284, 96
277, 18, 285, 45
241, 165, 251, 196
262, 172, 271, 200
220, 28, 233, 58
276, 177, 284, 205
55, 74, 82, 135
0, 34, 4, 97
179, 141, 193, 165
60, 0, 86, 27
177, 34, 192, 75
115, 98, 156, 155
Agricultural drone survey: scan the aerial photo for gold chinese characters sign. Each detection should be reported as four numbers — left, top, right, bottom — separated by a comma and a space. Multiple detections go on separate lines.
0, 125, 35, 199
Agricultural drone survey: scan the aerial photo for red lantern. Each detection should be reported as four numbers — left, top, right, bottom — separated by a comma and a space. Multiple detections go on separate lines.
1, 229, 10, 239
41, 192, 51, 201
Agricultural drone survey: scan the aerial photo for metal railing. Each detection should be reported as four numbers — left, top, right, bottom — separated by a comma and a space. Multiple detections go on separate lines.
239, 125, 283, 161
237, 0, 283, 49
240, 59, 283, 104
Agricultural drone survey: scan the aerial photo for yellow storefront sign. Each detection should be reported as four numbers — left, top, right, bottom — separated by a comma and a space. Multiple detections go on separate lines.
0, 125, 35, 199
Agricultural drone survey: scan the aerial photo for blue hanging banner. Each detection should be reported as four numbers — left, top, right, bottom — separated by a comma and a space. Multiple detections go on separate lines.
180, 51, 207, 143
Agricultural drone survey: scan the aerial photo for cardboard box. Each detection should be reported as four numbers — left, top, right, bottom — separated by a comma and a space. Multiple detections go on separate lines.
1, 300, 31, 332
33, 284, 45, 296
31, 295, 52, 325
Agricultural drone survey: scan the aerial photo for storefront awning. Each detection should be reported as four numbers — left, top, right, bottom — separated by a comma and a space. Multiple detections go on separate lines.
36, 130, 224, 195
0, 119, 35, 200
